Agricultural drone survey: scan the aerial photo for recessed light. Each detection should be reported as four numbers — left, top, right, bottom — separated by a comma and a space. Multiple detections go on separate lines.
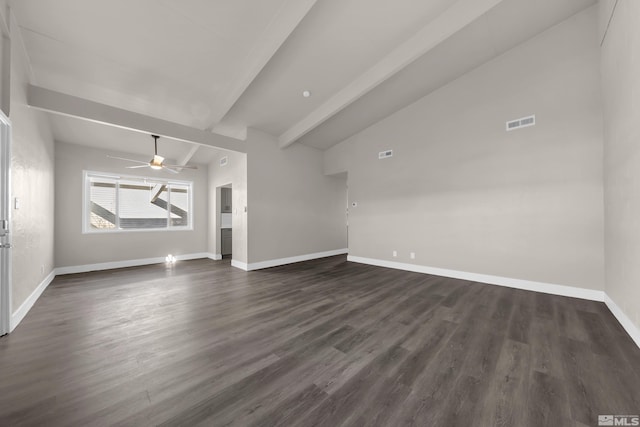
302, 90, 311, 98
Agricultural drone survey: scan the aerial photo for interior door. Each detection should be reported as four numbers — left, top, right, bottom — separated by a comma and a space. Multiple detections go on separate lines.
0, 110, 10, 336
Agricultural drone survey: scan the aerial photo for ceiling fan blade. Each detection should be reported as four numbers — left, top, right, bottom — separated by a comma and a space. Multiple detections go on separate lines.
164, 164, 198, 170
107, 155, 149, 165
107, 136, 188, 175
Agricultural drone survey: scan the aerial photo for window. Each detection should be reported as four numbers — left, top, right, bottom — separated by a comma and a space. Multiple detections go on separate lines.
84, 171, 193, 233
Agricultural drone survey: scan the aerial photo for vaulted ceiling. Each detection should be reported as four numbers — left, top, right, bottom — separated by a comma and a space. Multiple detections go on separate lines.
11, 0, 595, 163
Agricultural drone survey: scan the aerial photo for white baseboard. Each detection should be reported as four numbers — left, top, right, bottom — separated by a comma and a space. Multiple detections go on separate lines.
231, 260, 248, 271
605, 294, 640, 349
347, 256, 604, 302
10, 269, 56, 332
55, 252, 210, 275
246, 248, 348, 271
208, 253, 223, 261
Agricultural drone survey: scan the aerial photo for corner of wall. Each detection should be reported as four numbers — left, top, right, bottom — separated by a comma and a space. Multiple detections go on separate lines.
604, 294, 640, 349
600, 0, 640, 347
246, 130, 348, 264
10, 268, 55, 332
8, 11, 56, 317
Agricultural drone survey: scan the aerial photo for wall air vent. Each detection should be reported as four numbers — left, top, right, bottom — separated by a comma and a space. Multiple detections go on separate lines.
378, 150, 393, 159
220, 156, 228, 167
506, 115, 535, 131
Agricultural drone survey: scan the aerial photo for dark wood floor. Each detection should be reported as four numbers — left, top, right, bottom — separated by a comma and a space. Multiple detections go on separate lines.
1, 256, 639, 426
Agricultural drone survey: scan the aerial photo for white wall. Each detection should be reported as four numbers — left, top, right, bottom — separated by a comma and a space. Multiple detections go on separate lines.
208, 150, 247, 263
0, 1, 9, 117
54, 141, 208, 268
247, 129, 347, 264
7, 8, 56, 312
325, 7, 604, 290
601, 0, 640, 330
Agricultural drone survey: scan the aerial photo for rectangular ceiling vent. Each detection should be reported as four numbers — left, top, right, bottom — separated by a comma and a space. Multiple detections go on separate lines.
220, 156, 228, 167
378, 150, 393, 159
506, 115, 535, 131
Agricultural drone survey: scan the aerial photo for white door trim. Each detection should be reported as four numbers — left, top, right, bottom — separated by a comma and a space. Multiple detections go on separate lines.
0, 110, 11, 336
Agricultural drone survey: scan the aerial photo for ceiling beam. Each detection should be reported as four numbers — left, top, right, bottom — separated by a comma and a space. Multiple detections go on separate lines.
206, 0, 318, 127
177, 144, 199, 167
27, 85, 247, 153
0, 3, 10, 39
278, 0, 505, 149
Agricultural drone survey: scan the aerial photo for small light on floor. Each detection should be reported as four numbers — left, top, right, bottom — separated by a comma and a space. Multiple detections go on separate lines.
166, 254, 176, 264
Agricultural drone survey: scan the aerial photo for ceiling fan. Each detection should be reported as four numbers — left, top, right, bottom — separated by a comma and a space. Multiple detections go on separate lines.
108, 134, 198, 174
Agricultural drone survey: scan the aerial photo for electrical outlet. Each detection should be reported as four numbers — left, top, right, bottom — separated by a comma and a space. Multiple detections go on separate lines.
392, 250, 397, 257
410, 252, 415, 260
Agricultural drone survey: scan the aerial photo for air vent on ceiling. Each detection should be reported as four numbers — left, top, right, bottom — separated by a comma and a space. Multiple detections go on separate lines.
220, 156, 228, 167
378, 150, 393, 159
506, 114, 535, 131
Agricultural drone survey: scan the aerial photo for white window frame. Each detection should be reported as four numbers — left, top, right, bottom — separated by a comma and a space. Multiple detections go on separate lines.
82, 170, 194, 234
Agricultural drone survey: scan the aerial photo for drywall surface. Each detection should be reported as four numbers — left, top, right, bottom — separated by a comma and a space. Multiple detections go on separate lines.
324, 138, 352, 176
54, 142, 208, 268
10, 14, 56, 311
601, 0, 640, 330
0, 0, 8, 117
247, 129, 347, 263
325, 7, 604, 290
208, 150, 247, 263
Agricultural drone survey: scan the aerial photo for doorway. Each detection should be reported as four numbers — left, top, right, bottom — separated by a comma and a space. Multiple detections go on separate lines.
219, 184, 232, 259
0, 110, 11, 336
345, 180, 349, 249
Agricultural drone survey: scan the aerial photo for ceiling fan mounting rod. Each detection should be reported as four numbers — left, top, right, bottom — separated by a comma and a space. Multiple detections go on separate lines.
152, 134, 159, 155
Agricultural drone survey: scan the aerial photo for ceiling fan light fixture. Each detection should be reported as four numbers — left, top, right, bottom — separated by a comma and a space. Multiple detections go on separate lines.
149, 154, 164, 170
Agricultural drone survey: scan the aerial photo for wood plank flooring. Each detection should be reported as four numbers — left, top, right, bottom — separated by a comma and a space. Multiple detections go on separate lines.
1, 255, 639, 426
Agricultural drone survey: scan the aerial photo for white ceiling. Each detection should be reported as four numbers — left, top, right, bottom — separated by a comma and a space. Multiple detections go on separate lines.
11, 0, 596, 162
13, 0, 305, 129
297, 0, 596, 150
221, 0, 456, 135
